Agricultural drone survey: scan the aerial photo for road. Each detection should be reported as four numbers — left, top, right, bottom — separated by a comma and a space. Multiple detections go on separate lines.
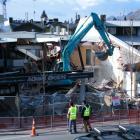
0, 128, 86, 140
1, 123, 140, 140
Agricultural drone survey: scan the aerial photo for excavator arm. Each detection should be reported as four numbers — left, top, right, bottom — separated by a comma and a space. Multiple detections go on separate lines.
62, 13, 114, 71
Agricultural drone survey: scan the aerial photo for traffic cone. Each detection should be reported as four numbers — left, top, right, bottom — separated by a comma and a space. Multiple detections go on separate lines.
31, 118, 37, 136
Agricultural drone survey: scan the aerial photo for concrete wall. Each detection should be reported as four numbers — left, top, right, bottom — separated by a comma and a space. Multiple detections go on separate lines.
123, 72, 136, 98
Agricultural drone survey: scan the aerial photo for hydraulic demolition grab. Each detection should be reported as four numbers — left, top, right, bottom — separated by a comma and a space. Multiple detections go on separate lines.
62, 12, 115, 71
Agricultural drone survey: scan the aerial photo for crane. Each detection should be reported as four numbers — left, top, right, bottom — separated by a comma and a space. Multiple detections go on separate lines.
62, 12, 115, 71
0, 0, 7, 20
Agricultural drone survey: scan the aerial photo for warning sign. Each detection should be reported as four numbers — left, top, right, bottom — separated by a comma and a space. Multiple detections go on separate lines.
112, 96, 120, 107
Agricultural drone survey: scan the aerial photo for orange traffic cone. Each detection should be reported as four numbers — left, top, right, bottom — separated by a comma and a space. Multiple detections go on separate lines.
31, 118, 37, 136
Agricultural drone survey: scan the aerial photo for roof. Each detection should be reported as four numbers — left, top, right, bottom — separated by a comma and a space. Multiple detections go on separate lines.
11, 22, 44, 32
41, 10, 48, 19
106, 20, 140, 27
0, 31, 69, 42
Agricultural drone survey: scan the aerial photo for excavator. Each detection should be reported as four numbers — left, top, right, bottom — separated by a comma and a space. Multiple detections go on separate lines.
48, 12, 115, 86
61, 12, 115, 71
0, 12, 115, 87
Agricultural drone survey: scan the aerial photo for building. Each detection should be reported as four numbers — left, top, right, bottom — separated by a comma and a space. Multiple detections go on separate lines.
8, 12, 78, 35
106, 19, 140, 50
72, 16, 140, 98
105, 18, 140, 97
0, 13, 140, 98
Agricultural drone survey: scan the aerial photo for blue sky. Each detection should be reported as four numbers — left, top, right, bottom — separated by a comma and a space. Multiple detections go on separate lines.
1, 0, 140, 21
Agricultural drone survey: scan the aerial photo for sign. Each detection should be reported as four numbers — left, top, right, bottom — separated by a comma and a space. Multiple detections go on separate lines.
112, 96, 120, 107
47, 74, 66, 81
0, 71, 93, 84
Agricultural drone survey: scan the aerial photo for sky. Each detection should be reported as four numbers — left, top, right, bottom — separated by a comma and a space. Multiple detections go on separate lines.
1, 0, 140, 21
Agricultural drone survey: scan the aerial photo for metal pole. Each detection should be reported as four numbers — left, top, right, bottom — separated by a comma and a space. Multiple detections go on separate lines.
130, 20, 134, 99
51, 115, 53, 129
52, 97, 55, 128
16, 85, 21, 128
99, 94, 104, 127
101, 97, 104, 127
80, 79, 86, 103
42, 44, 45, 94
42, 43, 46, 116
119, 106, 120, 125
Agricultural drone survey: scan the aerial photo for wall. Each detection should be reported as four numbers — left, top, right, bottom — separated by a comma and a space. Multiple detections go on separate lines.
138, 28, 140, 36
123, 72, 136, 98
70, 43, 124, 85
70, 41, 139, 98
70, 43, 100, 69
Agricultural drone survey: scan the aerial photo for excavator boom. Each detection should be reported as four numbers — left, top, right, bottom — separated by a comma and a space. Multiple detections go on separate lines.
62, 13, 114, 71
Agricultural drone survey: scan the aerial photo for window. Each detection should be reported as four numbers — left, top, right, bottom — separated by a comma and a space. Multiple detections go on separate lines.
107, 27, 116, 35
116, 27, 137, 36
86, 49, 91, 65
137, 83, 140, 97
0, 48, 4, 59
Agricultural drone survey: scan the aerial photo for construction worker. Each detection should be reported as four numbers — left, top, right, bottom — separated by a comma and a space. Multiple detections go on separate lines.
67, 102, 78, 134
81, 100, 92, 133
67, 100, 72, 132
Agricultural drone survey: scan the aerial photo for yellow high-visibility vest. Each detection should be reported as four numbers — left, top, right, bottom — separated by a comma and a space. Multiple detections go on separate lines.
84, 106, 90, 117
69, 106, 77, 120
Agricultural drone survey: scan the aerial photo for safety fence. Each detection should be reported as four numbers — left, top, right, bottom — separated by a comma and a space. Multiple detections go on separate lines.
0, 94, 140, 131
0, 109, 140, 131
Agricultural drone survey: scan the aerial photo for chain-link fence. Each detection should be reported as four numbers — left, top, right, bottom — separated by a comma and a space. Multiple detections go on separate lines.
0, 93, 140, 130
0, 94, 70, 117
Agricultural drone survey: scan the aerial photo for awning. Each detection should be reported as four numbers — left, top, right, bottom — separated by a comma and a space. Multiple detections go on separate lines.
16, 47, 41, 61
0, 38, 17, 43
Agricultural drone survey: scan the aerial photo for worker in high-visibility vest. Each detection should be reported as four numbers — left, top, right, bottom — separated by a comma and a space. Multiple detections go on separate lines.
81, 100, 92, 132
67, 102, 78, 134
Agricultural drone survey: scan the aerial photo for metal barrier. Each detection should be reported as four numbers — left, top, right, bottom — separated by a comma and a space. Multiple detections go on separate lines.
0, 109, 140, 131
0, 94, 140, 131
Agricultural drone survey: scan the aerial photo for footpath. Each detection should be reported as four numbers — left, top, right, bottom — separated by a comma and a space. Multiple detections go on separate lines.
0, 122, 120, 136
0, 118, 134, 136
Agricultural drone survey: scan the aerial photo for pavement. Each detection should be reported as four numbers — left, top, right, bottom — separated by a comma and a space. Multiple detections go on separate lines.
0, 126, 87, 140
0, 131, 86, 140
0, 121, 140, 140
